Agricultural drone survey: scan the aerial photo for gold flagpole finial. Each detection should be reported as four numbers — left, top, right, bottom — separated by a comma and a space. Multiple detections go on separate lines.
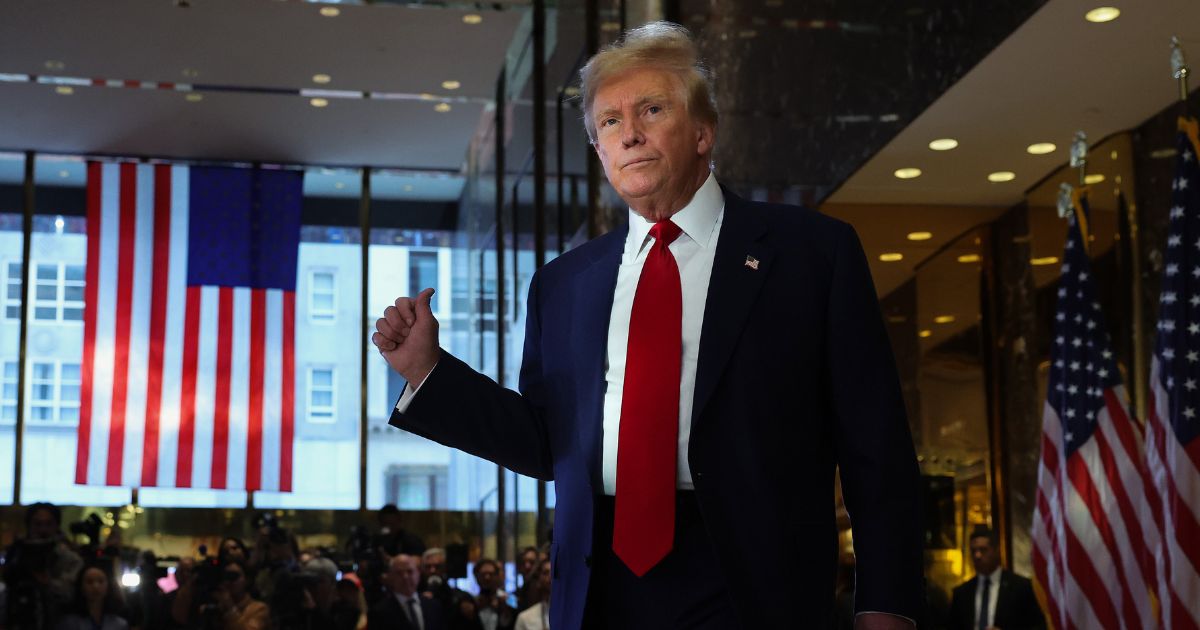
1171, 35, 1190, 102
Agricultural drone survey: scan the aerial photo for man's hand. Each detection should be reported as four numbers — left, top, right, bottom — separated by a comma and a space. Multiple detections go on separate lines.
372, 288, 440, 388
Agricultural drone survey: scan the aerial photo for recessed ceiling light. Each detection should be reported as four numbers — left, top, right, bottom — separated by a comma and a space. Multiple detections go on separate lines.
894, 167, 922, 180
419, 93, 435, 100
434, 102, 452, 113
957, 254, 981, 263
462, 13, 483, 24
185, 93, 203, 102
319, 6, 340, 17
1110, 150, 1118, 160
312, 74, 332, 84
44, 60, 65, 71
933, 315, 956, 324
1027, 142, 1056, 155
1085, 7, 1120, 23
988, 171, 1016, 183
1150, 147, 1177, 159
907, 231, 933, 241
918, 330, 932, 338
310, 97, 329, 108
928, 138, 958, 151
1084, 173, 1106, 184
334, 182, 345, 190
441, 80, 461, 90
55, 86, 74, 95
1031, 256, 1059, 266
879, 253, 904, 262
182, 68, 200, 79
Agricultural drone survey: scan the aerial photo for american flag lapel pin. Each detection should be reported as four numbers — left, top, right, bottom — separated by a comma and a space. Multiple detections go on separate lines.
744, 255, 760, 270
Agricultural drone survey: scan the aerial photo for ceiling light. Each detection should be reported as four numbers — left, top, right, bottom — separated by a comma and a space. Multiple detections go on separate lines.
441, 80, 461, 90
894, 167, 922, 180
319, 6, 340, 17
312, 74, 332, 84
1150, 147, 1177, 159
1027, 142, 1056, 155
462, 13, 483, 24
419, 93, 435, 100
182, 68, 200, 79
1110, 150, 1118, 160
403, 184, 414, 192
434, 102, 452, 113
1085, 7, 1120, 23
987, 171, 1016, 183
334, 182, 345, 190
879, 253, 904, 262
55, 86, 73, 95
906, 231, 933, 241
44, 60, 66, 71
58, 170, 69, 178
1031, 256, 1059, 266
928, 138, 958, 151
933, 315, 956, 324
918, 330, 932, 338
310, 97, 329, 108
1084, 174, 1105, 184
185, 93, 203, 102
957, 254, 981, 263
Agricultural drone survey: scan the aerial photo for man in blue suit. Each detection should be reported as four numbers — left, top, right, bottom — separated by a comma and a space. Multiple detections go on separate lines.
372, 21, 922, 630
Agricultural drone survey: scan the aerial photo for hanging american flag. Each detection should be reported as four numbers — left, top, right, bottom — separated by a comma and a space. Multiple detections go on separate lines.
1146, 118, 1200, 630
1030, 188, 1161, 629
74, 162, 302, 491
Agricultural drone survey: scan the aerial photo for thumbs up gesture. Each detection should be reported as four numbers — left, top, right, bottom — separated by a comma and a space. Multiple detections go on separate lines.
372, 287, 440, 388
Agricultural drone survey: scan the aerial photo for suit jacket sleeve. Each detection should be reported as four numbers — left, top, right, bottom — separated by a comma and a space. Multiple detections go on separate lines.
825, 221, 924, 619
388, 272, 553, 480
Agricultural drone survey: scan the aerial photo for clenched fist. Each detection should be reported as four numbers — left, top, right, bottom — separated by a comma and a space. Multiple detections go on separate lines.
372, 287, 440, 388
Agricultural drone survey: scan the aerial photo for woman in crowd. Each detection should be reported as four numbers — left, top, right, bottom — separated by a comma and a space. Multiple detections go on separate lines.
513, 560, 550, 630
56, 564, 129, 630
211, 560, 268, 630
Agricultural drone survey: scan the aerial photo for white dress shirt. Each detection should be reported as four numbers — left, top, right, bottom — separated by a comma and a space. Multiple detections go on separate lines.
600, 172, 724, 495
396, 172, 725, 497
974, 567, 1002, 628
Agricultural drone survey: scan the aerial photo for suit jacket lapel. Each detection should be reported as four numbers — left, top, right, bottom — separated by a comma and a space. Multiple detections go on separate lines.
692, 189, 773, 432
571, 225, 626, 490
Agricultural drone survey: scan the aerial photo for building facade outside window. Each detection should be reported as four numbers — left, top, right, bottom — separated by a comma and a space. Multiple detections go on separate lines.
28, 360, 80, 425
32, 262, 84, 322
309, 269, 337, 323
3, 261, 20, 320
1, 361, 16, 424
307, 366, 336, 424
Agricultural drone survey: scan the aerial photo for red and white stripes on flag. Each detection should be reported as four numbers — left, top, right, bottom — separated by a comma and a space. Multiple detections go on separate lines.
1030, 191, 1160, 629
74, 162, 296, 491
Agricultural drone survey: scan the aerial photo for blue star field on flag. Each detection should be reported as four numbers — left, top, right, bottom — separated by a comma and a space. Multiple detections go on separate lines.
1046, 193, 1123, 457
1155, 126, 1200, 447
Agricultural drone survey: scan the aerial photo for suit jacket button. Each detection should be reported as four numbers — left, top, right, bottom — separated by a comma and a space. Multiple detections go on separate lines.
584, 554, 592, 568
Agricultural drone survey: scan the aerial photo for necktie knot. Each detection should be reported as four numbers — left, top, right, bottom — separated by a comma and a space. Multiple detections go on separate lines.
649, 220, 682, 247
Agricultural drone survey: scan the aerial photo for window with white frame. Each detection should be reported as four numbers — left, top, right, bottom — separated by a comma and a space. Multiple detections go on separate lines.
3, 261, 21, 320
1, 361, 17, 424
307, 366, 336, 423
28, 361, 81, 425
309, 269, 337, 323
32, 262, 84, 322
385, 464, 449, 510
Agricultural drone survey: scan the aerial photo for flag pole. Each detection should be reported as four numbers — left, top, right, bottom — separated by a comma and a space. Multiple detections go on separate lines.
1171, 36, 1189, 103
1069, 131, 1088, 188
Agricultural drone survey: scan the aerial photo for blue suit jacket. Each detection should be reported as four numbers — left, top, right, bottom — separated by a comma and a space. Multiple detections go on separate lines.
390, 188, 924, 629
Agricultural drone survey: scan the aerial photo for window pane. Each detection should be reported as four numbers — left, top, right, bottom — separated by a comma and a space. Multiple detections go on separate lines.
59, 407, 78, 424
312, 391, 333, 407
61, 363, 80, 381
63, 285, 83, 302
311, 369, 332, 387
60, 384, 80, 402
3, 361, 15, 378
21, 155, 130, 505
313, 272, 333, 291
65, 265, 84, 281
6, 262, 20, 277
63, 308, 82, 321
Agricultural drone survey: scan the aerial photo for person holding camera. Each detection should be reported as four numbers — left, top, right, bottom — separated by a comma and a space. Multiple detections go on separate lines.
3, 502, 85, 630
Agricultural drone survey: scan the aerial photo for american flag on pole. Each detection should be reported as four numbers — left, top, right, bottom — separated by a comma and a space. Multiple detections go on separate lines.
1146, 118, 1200, 630
74, 162, 302, 491
1030, 188, 1161, 628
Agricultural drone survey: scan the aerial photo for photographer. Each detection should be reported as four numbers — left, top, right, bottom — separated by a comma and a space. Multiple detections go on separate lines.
3, 502, 84, 630
210, 561, 267, 630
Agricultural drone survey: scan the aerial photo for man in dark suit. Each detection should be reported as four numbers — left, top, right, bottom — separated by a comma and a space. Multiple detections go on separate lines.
369, 554, 446, 630
372, 20, 922, 630
950, 528, 1045, 630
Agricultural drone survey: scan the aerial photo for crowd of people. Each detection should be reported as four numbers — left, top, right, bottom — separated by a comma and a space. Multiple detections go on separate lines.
0, 503, 552, 630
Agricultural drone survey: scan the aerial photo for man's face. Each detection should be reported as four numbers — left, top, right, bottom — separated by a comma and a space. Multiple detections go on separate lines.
28, 508, 58, 541
474, 562, 500, 591
387, 555, 421, 597
520, 551, 538, 577
969, 536, 1000, 575
422, 553, 446, 580
591, 66, 712, 214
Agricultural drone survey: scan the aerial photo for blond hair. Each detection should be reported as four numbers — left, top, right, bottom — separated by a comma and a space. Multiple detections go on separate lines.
579, 21, 718, 142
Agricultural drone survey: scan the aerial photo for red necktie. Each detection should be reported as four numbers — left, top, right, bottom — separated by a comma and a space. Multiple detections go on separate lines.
613, 219, 683, 577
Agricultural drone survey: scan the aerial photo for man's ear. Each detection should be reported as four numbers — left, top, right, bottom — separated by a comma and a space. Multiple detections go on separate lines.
696, 123, 715, 156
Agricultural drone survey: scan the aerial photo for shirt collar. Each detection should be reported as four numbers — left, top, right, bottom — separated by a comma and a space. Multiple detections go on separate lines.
628, 171, 723, 253
981, 567, 1002, 584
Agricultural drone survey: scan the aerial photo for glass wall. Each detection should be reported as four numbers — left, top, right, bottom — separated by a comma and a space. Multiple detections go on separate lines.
0, 152, 22, 504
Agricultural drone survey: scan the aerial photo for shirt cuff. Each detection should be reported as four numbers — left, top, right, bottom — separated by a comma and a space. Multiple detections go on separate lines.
854, 611, 916, 627
394, 362, 438, 413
